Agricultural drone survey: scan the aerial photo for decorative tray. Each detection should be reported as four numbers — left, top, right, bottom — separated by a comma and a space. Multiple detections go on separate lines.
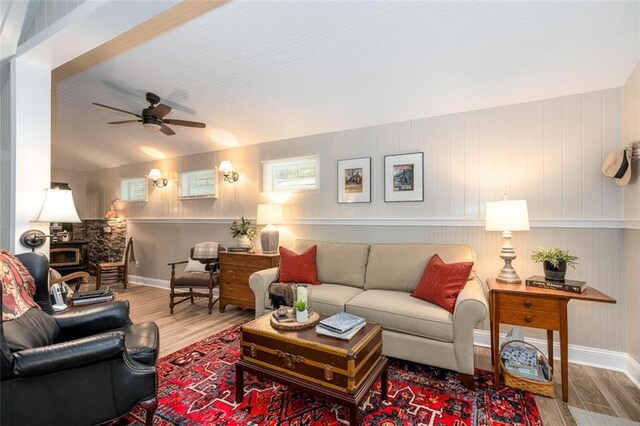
270, 310, 320, 331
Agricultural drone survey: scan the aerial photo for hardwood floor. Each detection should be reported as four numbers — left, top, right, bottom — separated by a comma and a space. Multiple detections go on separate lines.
108, 283, 640, 425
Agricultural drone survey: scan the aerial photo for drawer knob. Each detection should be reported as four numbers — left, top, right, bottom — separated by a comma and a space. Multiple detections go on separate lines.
524, 300, 532, 308
524, 314, 533, 323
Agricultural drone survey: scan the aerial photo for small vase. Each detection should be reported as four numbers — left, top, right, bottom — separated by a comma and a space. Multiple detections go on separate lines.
296, 309, 308, 323
543, 260, 567, 281
237, 235, 251, 248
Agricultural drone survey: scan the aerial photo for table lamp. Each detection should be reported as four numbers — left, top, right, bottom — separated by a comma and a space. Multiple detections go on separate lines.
485, 199, 530, 284
257, 204, 283, 254
20, 187, 82, 250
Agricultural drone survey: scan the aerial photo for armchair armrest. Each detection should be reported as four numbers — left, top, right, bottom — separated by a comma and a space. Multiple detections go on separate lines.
452, 277, 489, 375
13, 331, 125, 377
50, 271, 90, 286
249, 267, 278, 317
167, 260, 188, 266
53, 300, 132, 341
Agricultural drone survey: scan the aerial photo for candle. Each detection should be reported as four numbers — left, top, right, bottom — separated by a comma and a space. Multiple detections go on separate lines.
297, 286, 308, 305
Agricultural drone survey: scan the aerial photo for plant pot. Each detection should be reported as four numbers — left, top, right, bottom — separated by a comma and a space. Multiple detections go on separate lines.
543, 261, 567, 281
236, 235, 251, 248
296, 309, 308, 323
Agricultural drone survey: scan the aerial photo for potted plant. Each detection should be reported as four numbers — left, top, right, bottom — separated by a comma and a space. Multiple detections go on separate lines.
230, 216, 257, 248
293, 300, 308, 323
531, 247, 578, 281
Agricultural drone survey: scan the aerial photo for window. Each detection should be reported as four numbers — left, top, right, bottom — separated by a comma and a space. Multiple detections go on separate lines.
120, 177, 147, 202
263, 155, 320, 193
179, 169, 217, 198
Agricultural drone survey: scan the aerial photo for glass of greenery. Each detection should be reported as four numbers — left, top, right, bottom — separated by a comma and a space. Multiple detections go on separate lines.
531, 247, 578, 281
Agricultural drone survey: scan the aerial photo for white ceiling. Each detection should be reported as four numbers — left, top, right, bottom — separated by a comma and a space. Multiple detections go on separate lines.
53, 1, 640, 172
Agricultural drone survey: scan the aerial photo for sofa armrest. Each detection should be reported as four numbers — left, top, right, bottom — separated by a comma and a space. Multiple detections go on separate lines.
249, 267, 278, 318
452, 277, 489, 375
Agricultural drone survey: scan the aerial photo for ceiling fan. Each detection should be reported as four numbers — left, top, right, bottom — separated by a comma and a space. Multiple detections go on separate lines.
93, 92, 206, 136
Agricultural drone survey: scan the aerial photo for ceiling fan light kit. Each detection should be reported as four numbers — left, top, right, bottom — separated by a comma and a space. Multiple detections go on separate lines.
93, 91, 205, 136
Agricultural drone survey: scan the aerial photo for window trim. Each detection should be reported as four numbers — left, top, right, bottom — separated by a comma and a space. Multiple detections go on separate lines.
262, 155, 320, 193
120, 177, 148, 202
178, 168, 218, 200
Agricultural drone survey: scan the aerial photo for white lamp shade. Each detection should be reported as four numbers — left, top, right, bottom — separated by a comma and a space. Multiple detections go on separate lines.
35, 188, 81, 223
257, 204, 283, 225
148, 168, 163, 180
219, 161, 233, 173
485, 200, 530, 231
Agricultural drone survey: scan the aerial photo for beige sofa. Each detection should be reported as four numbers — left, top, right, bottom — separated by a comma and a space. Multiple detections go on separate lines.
249, 240, 488, 385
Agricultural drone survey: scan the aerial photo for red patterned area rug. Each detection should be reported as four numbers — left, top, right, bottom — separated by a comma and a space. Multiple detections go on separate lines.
118, 325, 542, 426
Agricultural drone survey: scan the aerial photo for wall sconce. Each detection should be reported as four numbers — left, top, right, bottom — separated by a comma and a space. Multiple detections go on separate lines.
20, 187, 82, 251
148, 168, 168, 188
219, 161, 239, 183
105, 198, 120, 219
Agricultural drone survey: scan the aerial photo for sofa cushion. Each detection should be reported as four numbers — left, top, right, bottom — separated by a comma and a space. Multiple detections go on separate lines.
346, 290, 453, 342
364, 244, 475, 292
309, 283, 363, 316
411, 254, 473, 314
279, 245, 320, 284
294, 240, 369, 288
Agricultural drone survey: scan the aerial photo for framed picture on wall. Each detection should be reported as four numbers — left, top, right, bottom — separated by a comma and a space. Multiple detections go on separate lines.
337, 157, 371, 203
384, 152, 424, 202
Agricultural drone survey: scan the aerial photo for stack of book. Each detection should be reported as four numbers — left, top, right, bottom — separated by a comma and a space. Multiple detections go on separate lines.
72, 288, 114, 306
525, 276, 587, 294
316, 312, 365, 340
272, 309, 295, 323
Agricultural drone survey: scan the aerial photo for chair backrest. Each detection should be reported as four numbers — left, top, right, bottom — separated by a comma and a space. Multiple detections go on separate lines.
16, 252, 53, 314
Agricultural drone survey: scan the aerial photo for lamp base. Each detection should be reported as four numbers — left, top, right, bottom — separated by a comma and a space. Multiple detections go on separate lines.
496, 231, 521, 284
260, 226, 279, 254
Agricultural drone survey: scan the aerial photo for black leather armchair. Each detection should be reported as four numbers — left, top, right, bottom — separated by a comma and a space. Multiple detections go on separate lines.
1, 252, 159, 426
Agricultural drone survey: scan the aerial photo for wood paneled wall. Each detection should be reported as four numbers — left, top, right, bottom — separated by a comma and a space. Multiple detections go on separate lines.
623, 62, 640, 365
86, 88, 624, 223
20, 0, 88, 45
85, 87, 628, 353
129, 221, 625, 352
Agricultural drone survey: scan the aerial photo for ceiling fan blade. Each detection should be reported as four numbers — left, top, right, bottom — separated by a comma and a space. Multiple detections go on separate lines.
163, 119, 206, 128
93, 102, 141, 118
151, 103, 172, 119
108, 120, 141, 124
159, 124, 175, 136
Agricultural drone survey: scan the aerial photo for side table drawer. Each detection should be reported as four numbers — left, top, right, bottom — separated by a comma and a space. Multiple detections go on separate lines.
500, 294, 560, 313
500, 308, 561, 330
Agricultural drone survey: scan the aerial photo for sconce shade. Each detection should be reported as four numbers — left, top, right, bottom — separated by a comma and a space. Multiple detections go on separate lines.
485, 200, 530, 231
219, 161, 233, 173
256, 204, 283, 225
148, 168, 163, 180
35, 188, 81, 223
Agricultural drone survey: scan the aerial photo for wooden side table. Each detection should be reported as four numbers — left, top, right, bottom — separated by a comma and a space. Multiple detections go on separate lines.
487, 278, 615, 402
219, 252, 279, 313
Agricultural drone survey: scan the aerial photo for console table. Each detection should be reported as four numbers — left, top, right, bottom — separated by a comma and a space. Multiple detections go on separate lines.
487, 278, 615, 402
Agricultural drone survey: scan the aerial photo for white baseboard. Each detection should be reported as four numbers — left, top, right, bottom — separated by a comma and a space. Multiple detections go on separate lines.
473, 330, 634, 378
128, 275, 220, 298
626, 354, 640, 389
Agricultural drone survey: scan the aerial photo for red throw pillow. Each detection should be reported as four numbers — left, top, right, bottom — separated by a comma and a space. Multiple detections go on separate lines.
278, 245, 321, 285
411, 254, 473, 314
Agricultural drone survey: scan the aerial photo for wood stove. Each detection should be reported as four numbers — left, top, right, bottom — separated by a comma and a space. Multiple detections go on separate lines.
50, 240, 89, 275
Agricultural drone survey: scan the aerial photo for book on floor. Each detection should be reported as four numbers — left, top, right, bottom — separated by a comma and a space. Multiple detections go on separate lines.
525, 276, 587, 293
317, 312, 365, 334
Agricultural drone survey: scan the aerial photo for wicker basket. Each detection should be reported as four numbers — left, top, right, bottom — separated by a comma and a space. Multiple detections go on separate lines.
500, 340, 555, 398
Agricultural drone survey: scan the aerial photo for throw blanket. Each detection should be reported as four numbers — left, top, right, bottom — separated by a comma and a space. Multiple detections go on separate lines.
193, 242, 219, 260
268, 281, 294, 309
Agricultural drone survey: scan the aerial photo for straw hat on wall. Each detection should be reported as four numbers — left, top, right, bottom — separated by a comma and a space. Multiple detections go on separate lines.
602, 149, 631, 187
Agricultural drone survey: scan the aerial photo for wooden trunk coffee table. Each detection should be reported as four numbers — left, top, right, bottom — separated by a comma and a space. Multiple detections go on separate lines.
236, 313, 388, 425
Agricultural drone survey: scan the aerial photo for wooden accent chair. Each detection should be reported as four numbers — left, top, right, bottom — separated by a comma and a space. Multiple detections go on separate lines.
168, 244, 223, 314
96, 237, 134, 290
